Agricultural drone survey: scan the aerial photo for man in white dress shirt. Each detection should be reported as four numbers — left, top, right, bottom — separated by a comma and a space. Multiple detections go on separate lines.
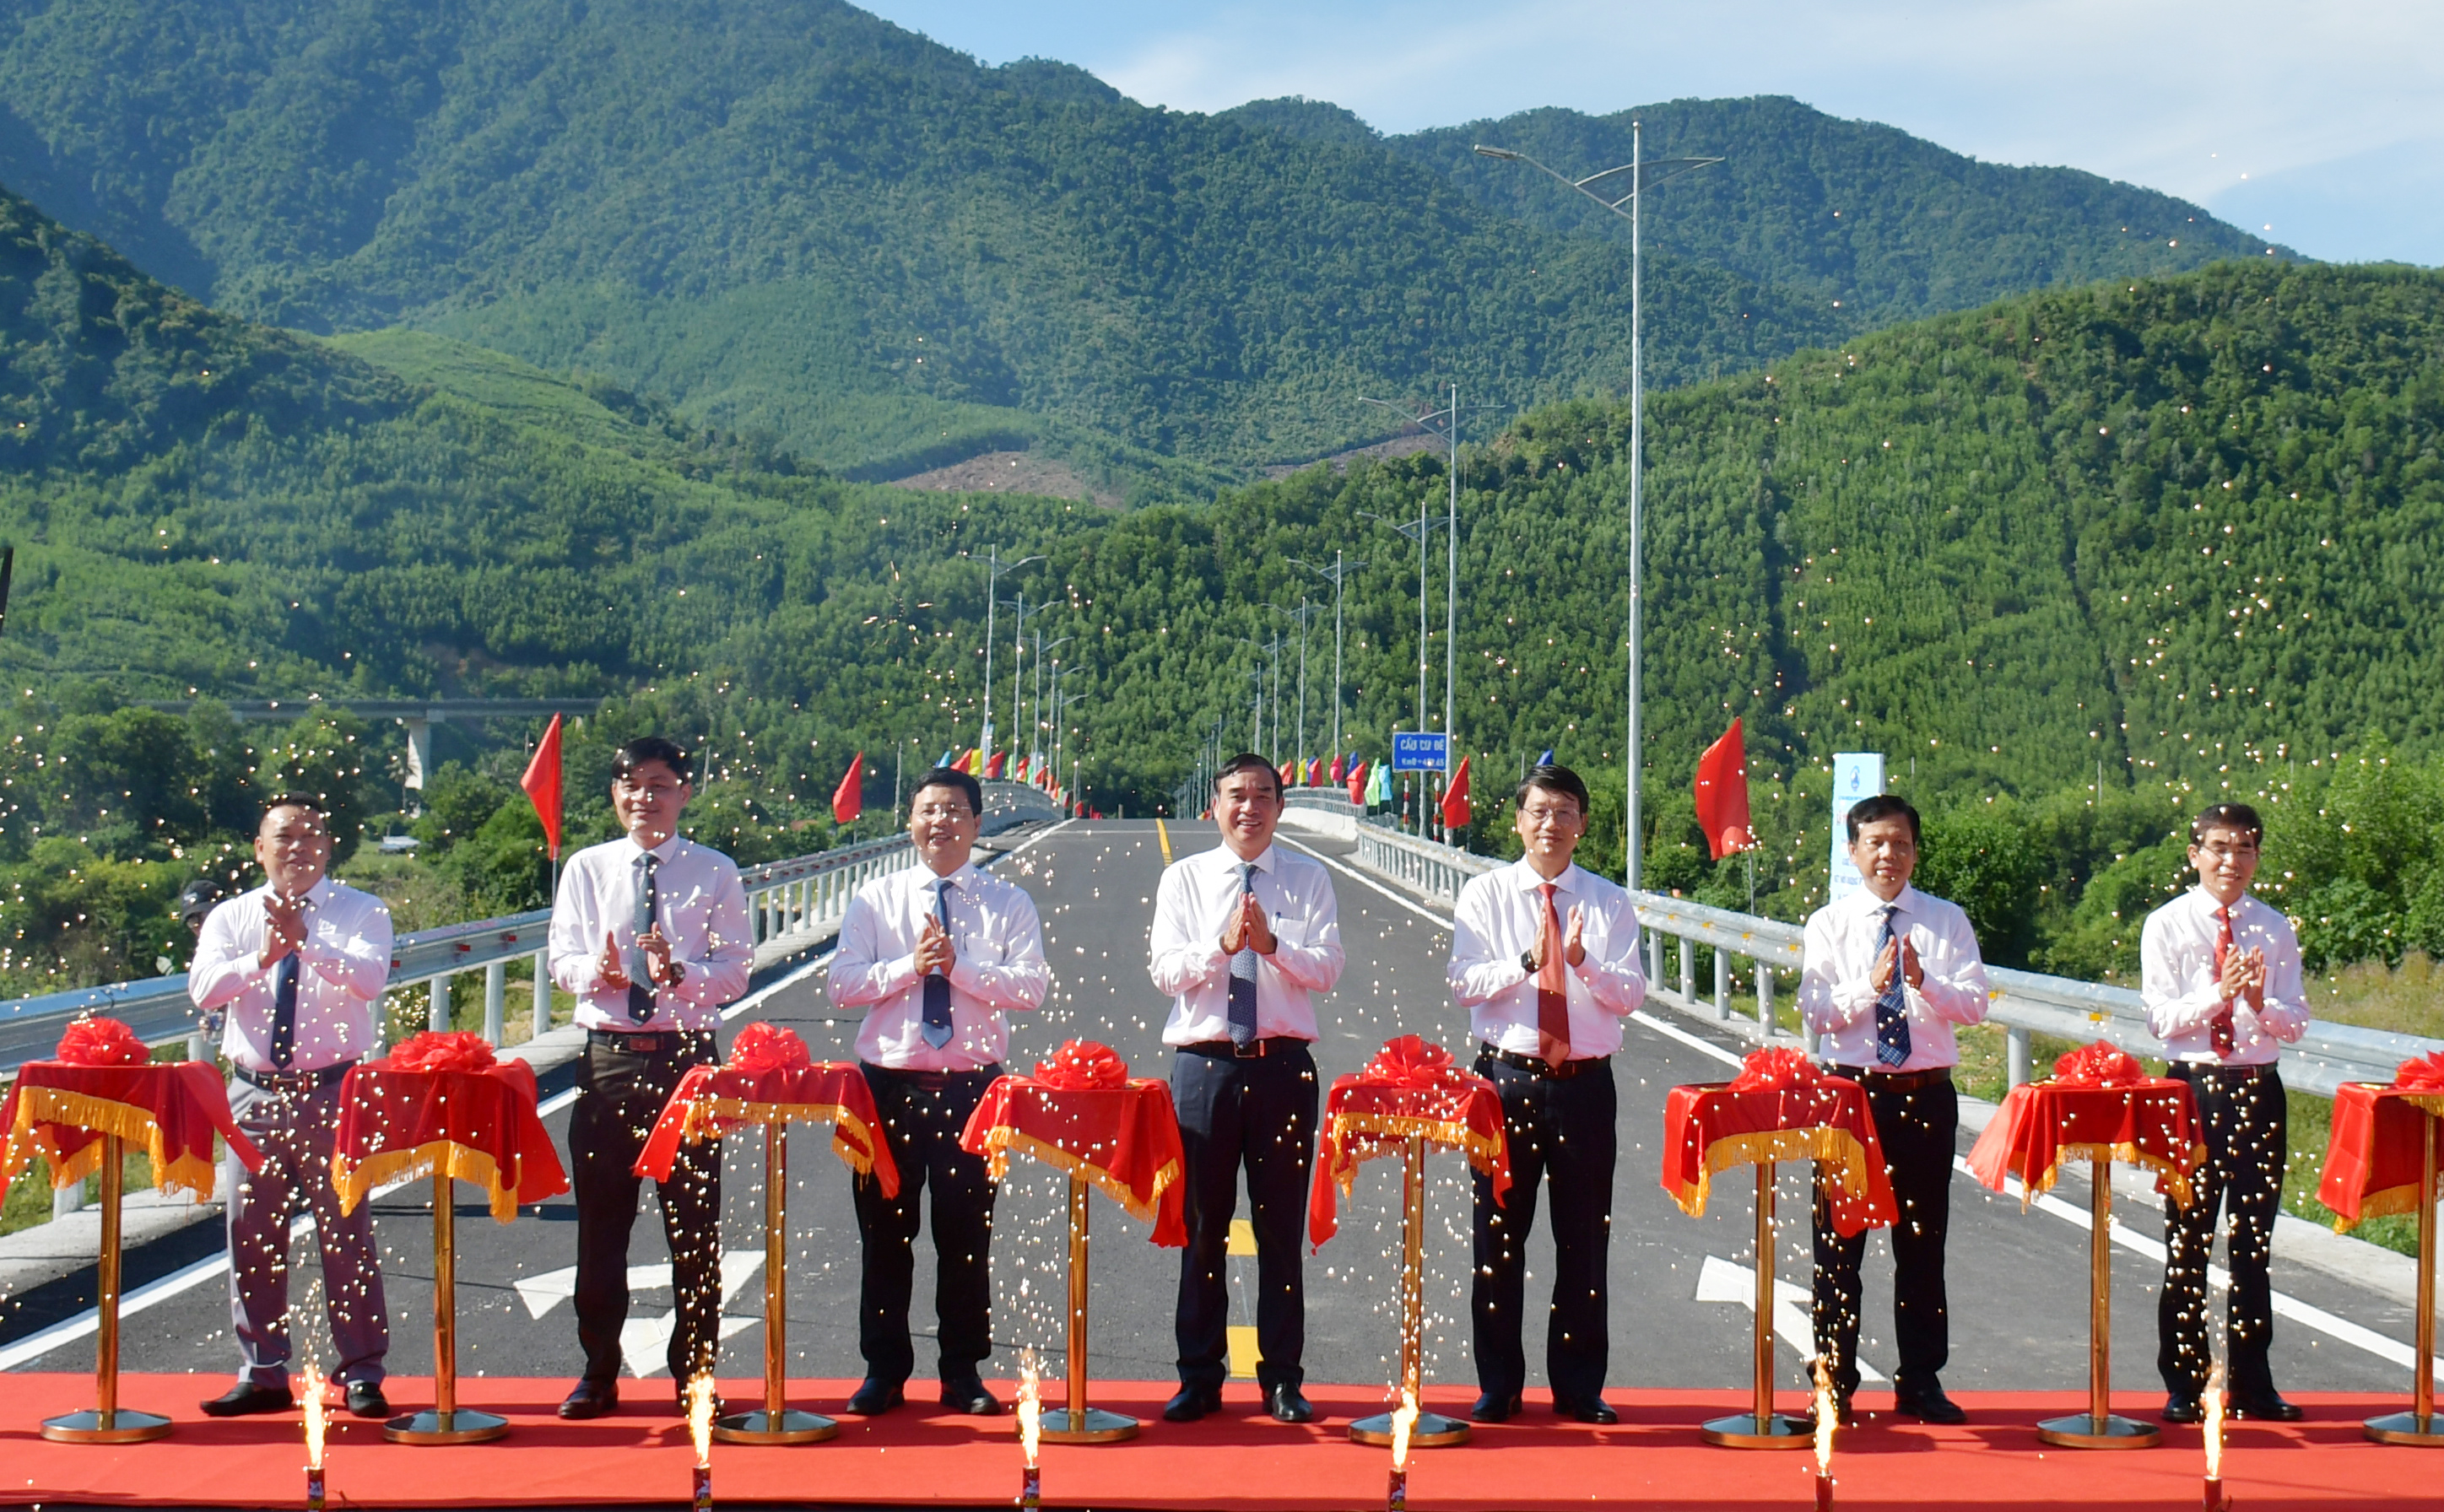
2144, 802, 2309, 1424
1446, 764, 1645, 1424
1798, 793, 1987, 1426
549, 737, 754, 1420
1148, 753, 1344, 1424
829, 766, 1048, 1418
189, 794, 393, 1419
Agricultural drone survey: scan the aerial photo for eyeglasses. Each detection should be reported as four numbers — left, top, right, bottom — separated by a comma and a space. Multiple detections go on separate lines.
911, 803, 975, 821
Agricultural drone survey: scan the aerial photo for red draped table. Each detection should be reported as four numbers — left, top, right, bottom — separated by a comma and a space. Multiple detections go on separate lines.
638, 1025, 900, 1444
1, 1020, 262, 1443
1308, 1035, 1508, 1450
1661, 1049, 1896, 1448
1965, 1043, 2201, 1449
334, 1034, 568, 1444
2317, 1062, 2444, 1446
960, 1041, 1185, 1444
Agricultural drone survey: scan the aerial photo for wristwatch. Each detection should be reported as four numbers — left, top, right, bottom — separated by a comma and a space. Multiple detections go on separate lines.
1519, 949, 1538, 974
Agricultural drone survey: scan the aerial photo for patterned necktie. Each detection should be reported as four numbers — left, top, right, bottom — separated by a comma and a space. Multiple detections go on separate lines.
1226, 862, 1261, 1047
2211, 903, 2237, 1058
627, 851, 659, 1023
1535, 882, 1571, 1066
921, 878, 955, 1049
1874, 904, 1911, 1068
269, 946, 300, 1069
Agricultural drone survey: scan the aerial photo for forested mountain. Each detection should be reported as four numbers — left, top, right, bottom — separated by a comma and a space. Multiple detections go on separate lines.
0, 0, 2284, 493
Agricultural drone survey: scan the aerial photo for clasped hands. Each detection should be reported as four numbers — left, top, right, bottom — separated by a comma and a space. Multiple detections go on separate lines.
1525, 904, 1587, 972
257, 894, 307, 970
1868, 935, 1926, 996
2219, 944, 2268, 1012
597, 926, 686, 991
1219, 891, 1278, 956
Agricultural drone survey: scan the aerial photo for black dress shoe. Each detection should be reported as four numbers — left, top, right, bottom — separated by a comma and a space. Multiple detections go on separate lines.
558, 1380, 619, 1420
942, 1377, 1003, 1416
1164, 1386, 1222, 1423
1266, 1384, 1314, 1423
2162, 1392, 2203, 1424
201, 1382, 295, 1418
343, 1380, 390, 1420
2230, 1391, 2303, 1422
1469, 1390, 1522, 1423
1554, 1394, 1619, 1425
844, 1378, 905, 1416
1894, 1387, 1967, 1425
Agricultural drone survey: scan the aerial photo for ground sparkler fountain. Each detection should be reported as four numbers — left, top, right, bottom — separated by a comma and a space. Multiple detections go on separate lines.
1385, 1390, 1419, 1512
2203, 1364, 2230, 1512
301, 1357, 327, 1512
1016, 1350, 1043, 1509
1810, 1356, 1836, 1512
686, 1374, 716, 1512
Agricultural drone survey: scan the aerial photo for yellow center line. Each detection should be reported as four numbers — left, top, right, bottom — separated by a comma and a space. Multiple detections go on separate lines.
1155, 817, 1172, 867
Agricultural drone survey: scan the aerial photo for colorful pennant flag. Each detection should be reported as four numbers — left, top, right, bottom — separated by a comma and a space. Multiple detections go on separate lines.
831, 752, 864, 824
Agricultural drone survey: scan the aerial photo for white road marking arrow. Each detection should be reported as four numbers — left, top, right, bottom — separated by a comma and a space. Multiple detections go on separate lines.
513, 1252, 766, 1377
1695, 1252, 1888, 1384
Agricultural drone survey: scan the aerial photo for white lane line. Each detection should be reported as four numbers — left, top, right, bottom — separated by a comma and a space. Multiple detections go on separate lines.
997, 818, 1078, 861
1273, 834, 1455, 930
1630, 1009, 1744, 1068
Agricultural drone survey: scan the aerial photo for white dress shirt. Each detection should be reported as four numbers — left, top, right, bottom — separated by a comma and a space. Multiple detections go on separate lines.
1447, 859, 1646, 1060
1798, 883, 1989, 1072
829, 861, 1051, 1070
549, 834, 754, 1032
1149, 841, 1344, 1045
2142, 886, 2309, 1066
189, 878, 393, 1074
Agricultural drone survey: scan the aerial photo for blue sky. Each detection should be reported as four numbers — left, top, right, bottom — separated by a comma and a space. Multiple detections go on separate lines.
857, 0, 2441, 265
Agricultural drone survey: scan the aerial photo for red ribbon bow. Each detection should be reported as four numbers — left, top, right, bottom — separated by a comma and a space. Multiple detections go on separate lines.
727, 1022, 813, 1073
1034, 1039, 1127, 1090
1728, 1046, 1824, 1092
2052, 1040, 2144, 1087
2396, 1052, 2444, 1092
56, 1016, 149, 1066
1359, 1034, 1467, 1088
387, 1030, 499, 1074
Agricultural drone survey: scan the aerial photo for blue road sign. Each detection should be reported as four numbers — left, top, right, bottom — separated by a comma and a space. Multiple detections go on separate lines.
1390, 731, 1448, 773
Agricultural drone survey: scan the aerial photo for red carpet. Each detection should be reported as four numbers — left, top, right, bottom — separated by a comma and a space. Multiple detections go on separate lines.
0, 1374, 2427, 1509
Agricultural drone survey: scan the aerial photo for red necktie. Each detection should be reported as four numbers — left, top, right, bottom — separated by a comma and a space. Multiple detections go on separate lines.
1536, 883, 1571, 1066
2210, 904, 2236, 1058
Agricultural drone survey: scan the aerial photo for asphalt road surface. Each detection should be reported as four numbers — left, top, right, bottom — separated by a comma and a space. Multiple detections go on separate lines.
1, 818, 2420, 1415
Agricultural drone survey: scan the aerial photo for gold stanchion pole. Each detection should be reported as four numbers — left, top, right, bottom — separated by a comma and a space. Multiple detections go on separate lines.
2367, 1110, 2444, 1445
1038, 1171, 1136, 1442
1352, 1137, 1468, 1446
1703, 1161, 1809, 1447
717, 1123, 836, 1443
43, 1133, 171, 1443
2037, 1157, 2155, 1447
386, 1170, 508, 1443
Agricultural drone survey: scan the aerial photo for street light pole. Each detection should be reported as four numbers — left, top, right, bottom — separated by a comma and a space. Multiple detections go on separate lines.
981, 548, 1042, 759
1474, 130, 1721, 888
1443, 382, 1459, 845
1290, 551, 1367, 766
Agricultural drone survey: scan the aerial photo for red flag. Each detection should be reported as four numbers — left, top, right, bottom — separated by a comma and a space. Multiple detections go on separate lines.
520, 714, 565, 860
1694, 717, 1755, 860
1439, 755, 1473, 830
1345, 759, 1368, 804
986, 749, 1008, 780
1330, 753, 1347, 783
831, 752, 865, 824
1279, 760, 1295, 787
1307, 757, 1325, 786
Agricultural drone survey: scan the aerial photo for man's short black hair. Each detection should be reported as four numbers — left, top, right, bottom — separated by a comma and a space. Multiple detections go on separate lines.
611, 735, 692, 785
912, 766, 983, 817
2191, 802, 2263, 847
259, 792, 326, 828
1513, 764, 1590, 816
1845, 793, 1920, 845
1212, 752, 1283, 800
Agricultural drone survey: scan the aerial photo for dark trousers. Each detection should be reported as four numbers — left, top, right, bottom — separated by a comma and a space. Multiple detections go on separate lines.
1813, 1074, 1957, 1401
852, 1062, 1001, 1385
1171, 1042, 1318, 1393
2160, 1064, 2287, 1397
570, 1033, 722, 1385
1470, 1053, 1617, 1403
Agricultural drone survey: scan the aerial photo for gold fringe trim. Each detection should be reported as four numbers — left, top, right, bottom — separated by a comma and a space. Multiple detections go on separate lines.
1669, 1127, 1874, 1220
2014, 1141, 2200, 1211
673, 1096, 884, 1181
971, 1126, 1179, 1228
1323, 1112, 1506, 1194
3, 1086, 224, 1202
2403, 1093, 2444, 1120
331, 1141, 516, 1223
2330, 1181, 2425, 1234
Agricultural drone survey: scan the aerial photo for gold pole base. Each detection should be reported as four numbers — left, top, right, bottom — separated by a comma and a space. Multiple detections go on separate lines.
714, 1407, 839, 1444
41, 1407, 172, 1444
383, 1407, 510, 1444
1349, 1410, 1469, 1448
1700, 1411, 1814, 1449
2366, 1410, 2444, 1446
1035, 1406, 1138, 1443
2034, 1412, 2159, 1449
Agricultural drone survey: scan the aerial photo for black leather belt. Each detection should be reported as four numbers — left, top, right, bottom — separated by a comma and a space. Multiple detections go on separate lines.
1830, 1064, 1953, 1093
233, 1061, 354, 1092
587, 1028, 712, 1056
1481, 1045, 1608, 1081
2171, 1061, 2277, 1082
1177, 1037, 1305, 1060
861, 1061, 1000, 1092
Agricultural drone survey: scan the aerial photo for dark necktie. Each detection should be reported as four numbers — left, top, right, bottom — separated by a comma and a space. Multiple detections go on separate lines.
269, 945, 300, 1069
1874, 904, 1911, 1068
2211, 904, 2237, 1058
628, 852, 659, 1024
921, 878, 955, 1049
1535, 882, 1571, 1066
1226, 863, 1260, 1048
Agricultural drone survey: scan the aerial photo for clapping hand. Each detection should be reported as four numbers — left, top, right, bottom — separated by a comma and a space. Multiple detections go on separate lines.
637, 924, 681, 986
597, 930, 631, 991
2220, 944, 2267, 1011
916, 914, 957, 976
258, 894, 306, 970
1870, 936, 1924, 996
1220, 892, 1277, 956
1563, 905, 1587, 969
